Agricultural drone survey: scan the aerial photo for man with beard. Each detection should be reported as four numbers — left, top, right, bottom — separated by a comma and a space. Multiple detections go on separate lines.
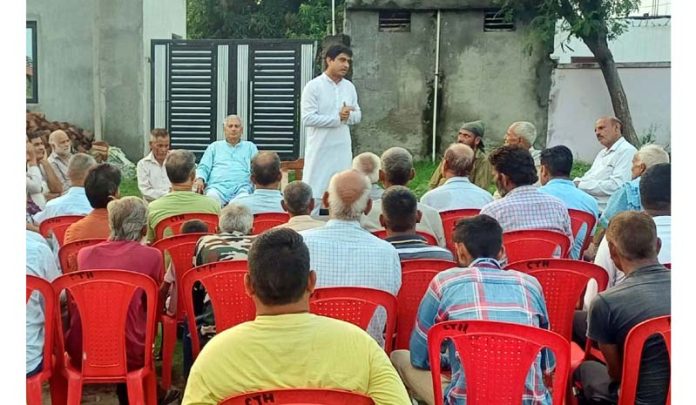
47, 129, 74, 191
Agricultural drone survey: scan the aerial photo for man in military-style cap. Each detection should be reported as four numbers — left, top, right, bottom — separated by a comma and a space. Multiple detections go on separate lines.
428, 120, 493, 191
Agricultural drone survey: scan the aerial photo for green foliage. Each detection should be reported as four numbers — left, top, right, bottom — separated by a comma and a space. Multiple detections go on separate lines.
119, 177, 141, 198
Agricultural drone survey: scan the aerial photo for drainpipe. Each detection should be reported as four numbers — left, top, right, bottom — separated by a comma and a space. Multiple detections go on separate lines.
91, 2, 103, 141
431, 10, 442, 162
331, 0, 336, 35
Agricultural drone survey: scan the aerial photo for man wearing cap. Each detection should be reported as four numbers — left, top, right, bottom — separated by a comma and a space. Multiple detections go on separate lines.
428, 120, 493, 191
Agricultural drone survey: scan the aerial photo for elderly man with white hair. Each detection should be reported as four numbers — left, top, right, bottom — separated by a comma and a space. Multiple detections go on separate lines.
47, 129, 73, 191
194, 203, 256, 266
194, 115, 259, 206
301, 169, 401, 346
136, 128, 172, 202
504, 121, 541, 168
353, 152, 384, 201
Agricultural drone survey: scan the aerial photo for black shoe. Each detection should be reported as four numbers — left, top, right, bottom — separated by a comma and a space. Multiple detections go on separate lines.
159, 388, 181, 405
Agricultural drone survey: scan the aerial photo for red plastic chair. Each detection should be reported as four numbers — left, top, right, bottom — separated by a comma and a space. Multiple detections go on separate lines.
26, 275, 59, 405
371, 230, 438, 246
219, 388, 375, 405
181, 260, 255, 359
663, 263, 671, 269
53, 270, 159, 405
58, 239, 106, 274
153, 213, 219, 241
395, 259, 457, 350
568, 209, 597, 257
39, 215, 85, 246
310, 287, 398, 354
502, 230, 571, 263
252, 212, 290, 234
427, 320, 570, 405
439, 209, 481, 254
618, 315, 671, 405
151, 232, 208, 389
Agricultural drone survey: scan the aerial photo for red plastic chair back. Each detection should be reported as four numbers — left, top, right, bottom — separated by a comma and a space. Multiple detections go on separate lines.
568, 209, 597, 257
395, 259, 456, 350
440, 209, 481, 254
663, 263, 671, 270
502, 230, 571, 263
153, 213, 219, 241
252, 212, 290, 234
427, 320, 570, 405
58, 239, 106, 274
181, 260, 255, 358
53, 270, 158, 379
219, 388, 375, 405
26, 275, 56, 402
618, 315, 671, 405
506, 258, 609, 292
371, 230, 438, 246
310, 287, 397, 353
39, 215, 85, 246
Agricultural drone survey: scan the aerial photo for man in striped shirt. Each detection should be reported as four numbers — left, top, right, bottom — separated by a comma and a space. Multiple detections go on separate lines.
390, 215, 554, 405
381, 186, 453, 261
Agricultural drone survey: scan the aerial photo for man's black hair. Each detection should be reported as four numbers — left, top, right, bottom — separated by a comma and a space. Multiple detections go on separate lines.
252, 152, 281, 186
381, 186, 418, 233
489, 145, 538, 186
84, 163, 121, 209
640, 163, 671, 211
540, 145, 573, 178
452, 215, 503, 259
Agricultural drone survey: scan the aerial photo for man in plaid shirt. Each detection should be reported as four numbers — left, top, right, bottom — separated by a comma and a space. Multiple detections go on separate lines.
390, 215, 554, 404
481, 145, 573, 245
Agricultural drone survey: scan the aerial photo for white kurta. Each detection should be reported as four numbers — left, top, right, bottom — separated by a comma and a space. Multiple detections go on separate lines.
301, 73, 361, 199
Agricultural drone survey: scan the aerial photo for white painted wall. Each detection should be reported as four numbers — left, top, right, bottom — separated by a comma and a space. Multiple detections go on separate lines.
547, 65, 671, 162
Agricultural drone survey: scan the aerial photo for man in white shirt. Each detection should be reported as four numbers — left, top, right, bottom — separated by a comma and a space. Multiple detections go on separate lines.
301, 45, 361, 209
574, 116, 637, 211
230, 151, 284, 214
47, 129, 73, 192
136, 128, 172, 202
361, 147, 446, 247
34, 153, 96, 225
421, 143, 494, 212
353, 152, 384, 201
273, 181, 326, 232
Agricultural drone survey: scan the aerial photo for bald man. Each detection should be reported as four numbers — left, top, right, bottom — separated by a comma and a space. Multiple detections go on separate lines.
230, 151, 284, 214
48, 129, 73, 191
573, 116, 637, 211
421, 144, 493, 212
194, 115, 259, 206
300, 170, 401, 347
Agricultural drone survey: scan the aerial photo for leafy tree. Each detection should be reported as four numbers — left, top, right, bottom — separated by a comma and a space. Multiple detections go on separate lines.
499, 0, 642, 146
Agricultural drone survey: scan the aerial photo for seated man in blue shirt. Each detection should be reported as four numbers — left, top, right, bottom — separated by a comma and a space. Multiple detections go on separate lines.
390, 214, 554, 405
539, 145, 599, 259
194, 115, 259, 206
230, 151, 284, 214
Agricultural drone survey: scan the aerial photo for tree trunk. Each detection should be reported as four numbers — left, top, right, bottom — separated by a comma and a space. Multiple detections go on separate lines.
582, 35, 640, 147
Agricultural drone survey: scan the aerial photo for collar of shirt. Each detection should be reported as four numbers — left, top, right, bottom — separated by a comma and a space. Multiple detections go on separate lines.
143, 151, 166, 166
385, 234, 427, 244
218, 231, 249, 238
625, 263, 669, 279
546, 178, 575, 188
253, 188, 282, 197
64, 186, 86, 196
603, 137, 627, 156
89, 208, 109, 218
325, 219, 363, 230
48, 152, 70, 165
443, 176, 472, 186
469, 257, 503, 269
505, 184, 538, 197
225, 140, 246, 149
321, 72, 342, 86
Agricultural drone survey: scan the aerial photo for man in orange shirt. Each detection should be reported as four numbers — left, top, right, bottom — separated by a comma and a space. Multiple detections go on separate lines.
64, 163, 121, 244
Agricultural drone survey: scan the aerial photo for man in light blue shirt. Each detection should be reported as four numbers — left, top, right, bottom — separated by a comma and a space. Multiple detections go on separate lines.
33, 153, 96, 225
26, 230, 61, 376
301, 169, 401, 346
420, 143, 493, 212
539, 146, 599, 259
194, 115, 259, 206
230, 151, 284, 214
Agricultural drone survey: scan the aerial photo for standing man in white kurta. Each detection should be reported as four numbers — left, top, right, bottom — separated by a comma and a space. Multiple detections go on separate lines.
301, 45, 361, 208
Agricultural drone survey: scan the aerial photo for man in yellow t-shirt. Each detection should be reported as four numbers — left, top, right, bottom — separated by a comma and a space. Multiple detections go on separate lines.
182, 228, 411, 405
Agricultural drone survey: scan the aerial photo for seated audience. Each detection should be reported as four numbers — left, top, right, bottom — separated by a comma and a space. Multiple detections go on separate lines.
27, 134, 63, 208
380, 186, 453, 261
34, 153, 97, 224
230, 151, 284, 214
428, 120, 493, 191
273, 181, 325, 232
26, 141, 44, 230
68, 197, 179, 403
47, 129, 74, 191
481, 146, 573, 245
301, 169, 401, 345
63, 163, 121, 244
194, 203, 255, 266
353, 152, 384, 200
421, 143, 493, 212
182, 228, 411, 405
136, 128, 172, 202
390, 215, 553, 405
573, 211, 670, 405
26, 230, 61, 378
504, 121, 541, 168
362, 147, 445, 247
539, 146, 599, 259
194, 115, 258, 206
573, 116, 637, 212
146, 150, 221, 242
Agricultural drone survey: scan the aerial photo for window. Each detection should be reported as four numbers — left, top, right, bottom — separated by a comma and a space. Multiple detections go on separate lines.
26, 21, 38, 103
379, 11, 411, 32
484, 9, 514, 32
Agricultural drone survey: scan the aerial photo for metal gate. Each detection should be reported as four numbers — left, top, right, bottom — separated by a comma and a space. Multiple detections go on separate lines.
151, 39, 316, 160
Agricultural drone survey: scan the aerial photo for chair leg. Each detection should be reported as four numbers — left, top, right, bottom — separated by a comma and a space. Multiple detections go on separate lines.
160, 315, 177, 389
26, 378, 42, 405
65, 375, 83, 405
126, 374, 146, 405
49, 373, 68, 405
145, 371, 159, 405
